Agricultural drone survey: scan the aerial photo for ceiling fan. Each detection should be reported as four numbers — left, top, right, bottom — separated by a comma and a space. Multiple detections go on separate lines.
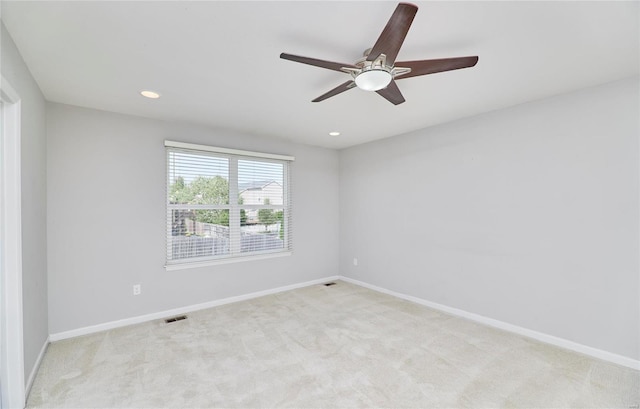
280, 2, 478, 105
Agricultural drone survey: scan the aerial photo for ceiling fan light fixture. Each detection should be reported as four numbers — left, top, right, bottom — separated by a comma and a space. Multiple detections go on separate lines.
140, 90, 161, 99
354, 69, 392, 91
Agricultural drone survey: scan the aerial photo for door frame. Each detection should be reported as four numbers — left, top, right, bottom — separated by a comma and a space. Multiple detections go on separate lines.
0, 75, 25, 409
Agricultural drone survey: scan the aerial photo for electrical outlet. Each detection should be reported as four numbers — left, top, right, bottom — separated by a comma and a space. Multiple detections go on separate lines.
133, 284, 141, 296
353, 258, 358, 266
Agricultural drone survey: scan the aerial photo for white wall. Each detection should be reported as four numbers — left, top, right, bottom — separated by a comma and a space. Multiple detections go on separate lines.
46, 103, 339, 334
339, 78, 639, 361
1, 21, 49, 386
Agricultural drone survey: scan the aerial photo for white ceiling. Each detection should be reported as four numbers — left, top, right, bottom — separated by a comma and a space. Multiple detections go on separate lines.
2, 1, 638, 149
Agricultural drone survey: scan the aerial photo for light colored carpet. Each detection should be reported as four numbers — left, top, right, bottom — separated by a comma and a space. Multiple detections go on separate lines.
28, 281, 639, 408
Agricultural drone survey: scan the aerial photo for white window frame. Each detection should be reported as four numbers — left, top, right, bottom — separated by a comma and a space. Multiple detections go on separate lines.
165, 140, 294, 270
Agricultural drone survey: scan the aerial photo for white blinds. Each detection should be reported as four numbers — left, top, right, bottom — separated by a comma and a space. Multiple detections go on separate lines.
166, 141, 293, 266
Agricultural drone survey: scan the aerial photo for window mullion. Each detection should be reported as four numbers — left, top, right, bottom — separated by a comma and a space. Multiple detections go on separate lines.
228, 157, 240, 254
283, 161, 291, 250
168, 204, 230, 210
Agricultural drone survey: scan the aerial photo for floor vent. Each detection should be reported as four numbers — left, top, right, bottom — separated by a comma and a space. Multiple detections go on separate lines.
164, 315, 187, 323
324, 282, 337, 286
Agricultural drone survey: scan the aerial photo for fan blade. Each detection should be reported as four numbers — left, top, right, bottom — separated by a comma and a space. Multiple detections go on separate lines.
280, 53, 357, 73
367, 3, 418, 65
312, 81, 357, 102
394, 56, 479, 79
376, 80, 405, 105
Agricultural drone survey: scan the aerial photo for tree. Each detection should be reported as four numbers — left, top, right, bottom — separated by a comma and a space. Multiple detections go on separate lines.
169, 176, 188, 203
170, 176, 248, 228
170, 176, 230, 227
169, 175, 229, 205
258, 198, 276, 231
186, 176, 229, 205
239, 196, 247, 226
275, 210, 284, 240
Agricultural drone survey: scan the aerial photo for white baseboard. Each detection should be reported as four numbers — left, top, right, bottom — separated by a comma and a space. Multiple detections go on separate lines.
26, 336, 49, 398
338, 276, 640, 371
49, 276, 340, 342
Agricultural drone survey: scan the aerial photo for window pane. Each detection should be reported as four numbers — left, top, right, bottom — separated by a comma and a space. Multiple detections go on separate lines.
168, 151, 229, 205
166, 143, 292, 266
240, 207, 284, 253
170, 209, 230, 259
238, 160, 283, 205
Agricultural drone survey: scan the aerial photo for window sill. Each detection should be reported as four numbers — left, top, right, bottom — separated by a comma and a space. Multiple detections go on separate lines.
165, 251, 292, 271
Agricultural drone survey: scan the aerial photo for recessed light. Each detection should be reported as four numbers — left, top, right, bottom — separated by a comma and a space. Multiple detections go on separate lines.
329, 131, 340, 136
140, 90, 161, 99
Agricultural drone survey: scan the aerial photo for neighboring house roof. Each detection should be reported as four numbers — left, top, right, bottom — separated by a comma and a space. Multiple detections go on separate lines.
238, 180, 281, 193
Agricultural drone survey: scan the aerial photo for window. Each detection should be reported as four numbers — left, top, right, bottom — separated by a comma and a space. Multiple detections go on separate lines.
165, 141, 293, 268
